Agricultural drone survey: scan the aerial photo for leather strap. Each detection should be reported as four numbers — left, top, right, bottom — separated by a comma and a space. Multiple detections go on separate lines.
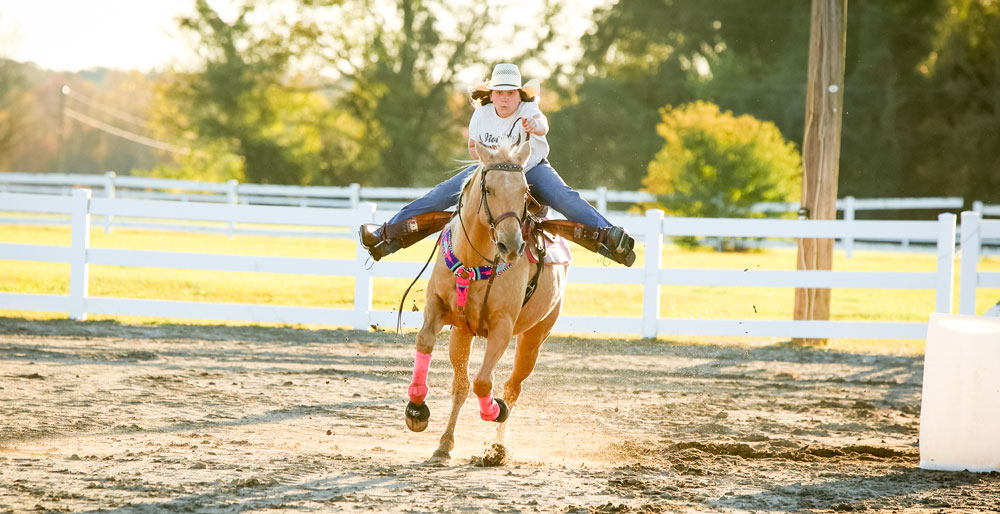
383, 211, 455, 248
538, 219, 605, 253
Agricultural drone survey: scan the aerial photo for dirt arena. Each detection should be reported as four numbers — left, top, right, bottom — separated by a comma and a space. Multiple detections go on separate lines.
1, 318, 998, 513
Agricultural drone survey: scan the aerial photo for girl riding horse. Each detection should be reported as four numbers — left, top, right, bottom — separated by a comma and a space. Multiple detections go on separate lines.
359, 63, 636, 267
403, 137, 569, 464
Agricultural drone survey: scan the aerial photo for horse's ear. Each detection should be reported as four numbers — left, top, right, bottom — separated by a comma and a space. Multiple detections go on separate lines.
474, 140, 495, 161
514, 141, 532, 168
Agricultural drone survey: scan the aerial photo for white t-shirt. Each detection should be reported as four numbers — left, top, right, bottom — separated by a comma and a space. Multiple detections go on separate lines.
468, 101, 549, 172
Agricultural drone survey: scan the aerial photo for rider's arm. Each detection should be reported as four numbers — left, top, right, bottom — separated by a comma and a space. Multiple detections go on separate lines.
468, 138, 479, 160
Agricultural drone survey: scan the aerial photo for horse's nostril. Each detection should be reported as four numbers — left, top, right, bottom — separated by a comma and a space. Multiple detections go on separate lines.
497, 242, 508, 255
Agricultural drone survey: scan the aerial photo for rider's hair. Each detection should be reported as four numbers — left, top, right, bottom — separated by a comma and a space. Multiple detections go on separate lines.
470, 89, 535, 108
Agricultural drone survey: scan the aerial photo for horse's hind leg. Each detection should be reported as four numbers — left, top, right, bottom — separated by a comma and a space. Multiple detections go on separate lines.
428, 326, 474, 465
405, 296, 447, 433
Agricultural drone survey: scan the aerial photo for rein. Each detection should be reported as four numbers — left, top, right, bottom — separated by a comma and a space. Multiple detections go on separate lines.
395, 232, 444, 342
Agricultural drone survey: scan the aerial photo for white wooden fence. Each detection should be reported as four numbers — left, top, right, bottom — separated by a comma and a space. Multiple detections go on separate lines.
959, 211, 1000, 315
0, 171, 974, 257
0, 171, 968, 216
0, 189, 963, 340
972, 201, 1000, 218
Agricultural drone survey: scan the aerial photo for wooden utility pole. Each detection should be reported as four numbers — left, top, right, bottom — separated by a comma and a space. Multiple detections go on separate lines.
794, 0, 847, 344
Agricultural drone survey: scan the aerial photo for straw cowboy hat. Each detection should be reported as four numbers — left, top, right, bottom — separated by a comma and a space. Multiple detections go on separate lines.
468, 63, 541, 99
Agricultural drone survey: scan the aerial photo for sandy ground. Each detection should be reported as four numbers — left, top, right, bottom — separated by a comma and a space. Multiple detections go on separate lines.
1, 317, 998, 513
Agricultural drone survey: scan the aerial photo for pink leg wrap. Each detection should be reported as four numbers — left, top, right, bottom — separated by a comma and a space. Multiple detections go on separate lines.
478, 392, 500, 421
407, 351, 432, 404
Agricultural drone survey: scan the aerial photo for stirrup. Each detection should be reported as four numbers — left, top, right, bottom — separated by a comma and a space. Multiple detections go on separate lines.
358, 224, 401, 261
598, 226, 636, 267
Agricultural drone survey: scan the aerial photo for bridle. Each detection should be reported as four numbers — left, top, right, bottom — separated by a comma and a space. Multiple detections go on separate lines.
456, 161, 530, 264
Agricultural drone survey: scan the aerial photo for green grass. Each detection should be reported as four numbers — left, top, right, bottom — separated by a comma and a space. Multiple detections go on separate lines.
2, 224, 999, 355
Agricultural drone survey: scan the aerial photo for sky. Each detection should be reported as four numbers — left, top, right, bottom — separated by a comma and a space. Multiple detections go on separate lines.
0, 0, 605, 75
0, 1, 196, 72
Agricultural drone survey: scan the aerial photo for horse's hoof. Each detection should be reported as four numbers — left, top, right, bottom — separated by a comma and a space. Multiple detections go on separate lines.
493, 399, 509, 423
426, 449, 451, 466
405, 401, 430, 432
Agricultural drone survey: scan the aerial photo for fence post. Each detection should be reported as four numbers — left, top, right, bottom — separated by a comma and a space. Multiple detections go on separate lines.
959, 211, 981, 315
843, 195, 854, 258
642, 209, 664, 338
227, 179, 238, 237
596, 186, 608, 214
972, 200, 984, 214
354, 202, 377, 330
349, 183, 361, 208
935, 212, 957, 314
69, 189, 92, 321
103, 171, 116, 233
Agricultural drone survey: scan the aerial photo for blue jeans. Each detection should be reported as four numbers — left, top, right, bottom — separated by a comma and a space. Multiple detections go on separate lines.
383, 160, 611, 230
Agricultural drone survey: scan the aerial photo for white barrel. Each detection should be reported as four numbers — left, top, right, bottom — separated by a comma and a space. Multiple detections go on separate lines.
920, 313, 1000, 472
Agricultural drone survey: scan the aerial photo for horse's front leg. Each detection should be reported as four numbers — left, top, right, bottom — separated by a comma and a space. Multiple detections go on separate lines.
472, 317, 515, 423
428, 325, 474, 465
405, 296, 447, 433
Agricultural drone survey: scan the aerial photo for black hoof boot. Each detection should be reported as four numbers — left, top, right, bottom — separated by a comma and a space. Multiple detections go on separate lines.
405, 400, 430, 432
492, 399, 509, 423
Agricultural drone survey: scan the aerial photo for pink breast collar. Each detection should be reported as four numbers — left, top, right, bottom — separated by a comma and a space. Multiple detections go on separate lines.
441, 227, 512, 310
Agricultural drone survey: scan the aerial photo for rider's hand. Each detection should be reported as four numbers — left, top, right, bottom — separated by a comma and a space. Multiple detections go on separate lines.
522, 117, 540, 135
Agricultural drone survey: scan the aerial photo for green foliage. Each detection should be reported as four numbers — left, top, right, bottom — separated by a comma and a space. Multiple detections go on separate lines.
550, 0, 1000, 206
327, 1, 564, 186
645, 101, 801, 222
550, 0, 807, 191
906, 0, 1000, 202
131, 140, 243, 183
149, 0, 374, 186
0, 59, 32, 169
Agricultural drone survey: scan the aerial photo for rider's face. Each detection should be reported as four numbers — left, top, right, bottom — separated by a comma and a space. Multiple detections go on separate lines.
490, 89, 521, 118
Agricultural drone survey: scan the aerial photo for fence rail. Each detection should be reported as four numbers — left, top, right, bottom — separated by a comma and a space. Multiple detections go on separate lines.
959, 211, 1000, 315
1, 172, 978, 255
0, 190, 967, 340
0, 171, 971, 215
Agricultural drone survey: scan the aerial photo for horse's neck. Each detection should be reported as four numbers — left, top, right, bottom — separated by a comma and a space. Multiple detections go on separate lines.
451, 203, 494, 268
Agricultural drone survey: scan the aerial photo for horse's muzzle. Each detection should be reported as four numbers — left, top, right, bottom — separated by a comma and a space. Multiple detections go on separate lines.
496, 232, 525, 263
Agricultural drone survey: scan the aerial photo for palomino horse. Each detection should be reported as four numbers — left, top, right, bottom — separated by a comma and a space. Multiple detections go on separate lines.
403, 138, 569, 464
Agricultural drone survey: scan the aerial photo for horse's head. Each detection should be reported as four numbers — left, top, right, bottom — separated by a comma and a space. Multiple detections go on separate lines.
469, 138, 532, 263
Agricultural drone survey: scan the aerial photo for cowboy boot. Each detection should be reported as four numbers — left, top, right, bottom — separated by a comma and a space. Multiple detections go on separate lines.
359, 224, 402, 261
598, 226, 636, 267
532, 220, 636, 267
358, 211, 454, 261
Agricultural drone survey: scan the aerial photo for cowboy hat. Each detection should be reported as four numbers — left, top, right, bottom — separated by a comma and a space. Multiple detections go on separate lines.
468, 63, 541, 99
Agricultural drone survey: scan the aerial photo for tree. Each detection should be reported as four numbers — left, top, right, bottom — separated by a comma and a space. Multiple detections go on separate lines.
323, 0, 564, 186
645, 101, 801, 221
156, 0, 364, 185
907, 0, 1000, 203
549, 0, 810, 191
0, 59, 32, 169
